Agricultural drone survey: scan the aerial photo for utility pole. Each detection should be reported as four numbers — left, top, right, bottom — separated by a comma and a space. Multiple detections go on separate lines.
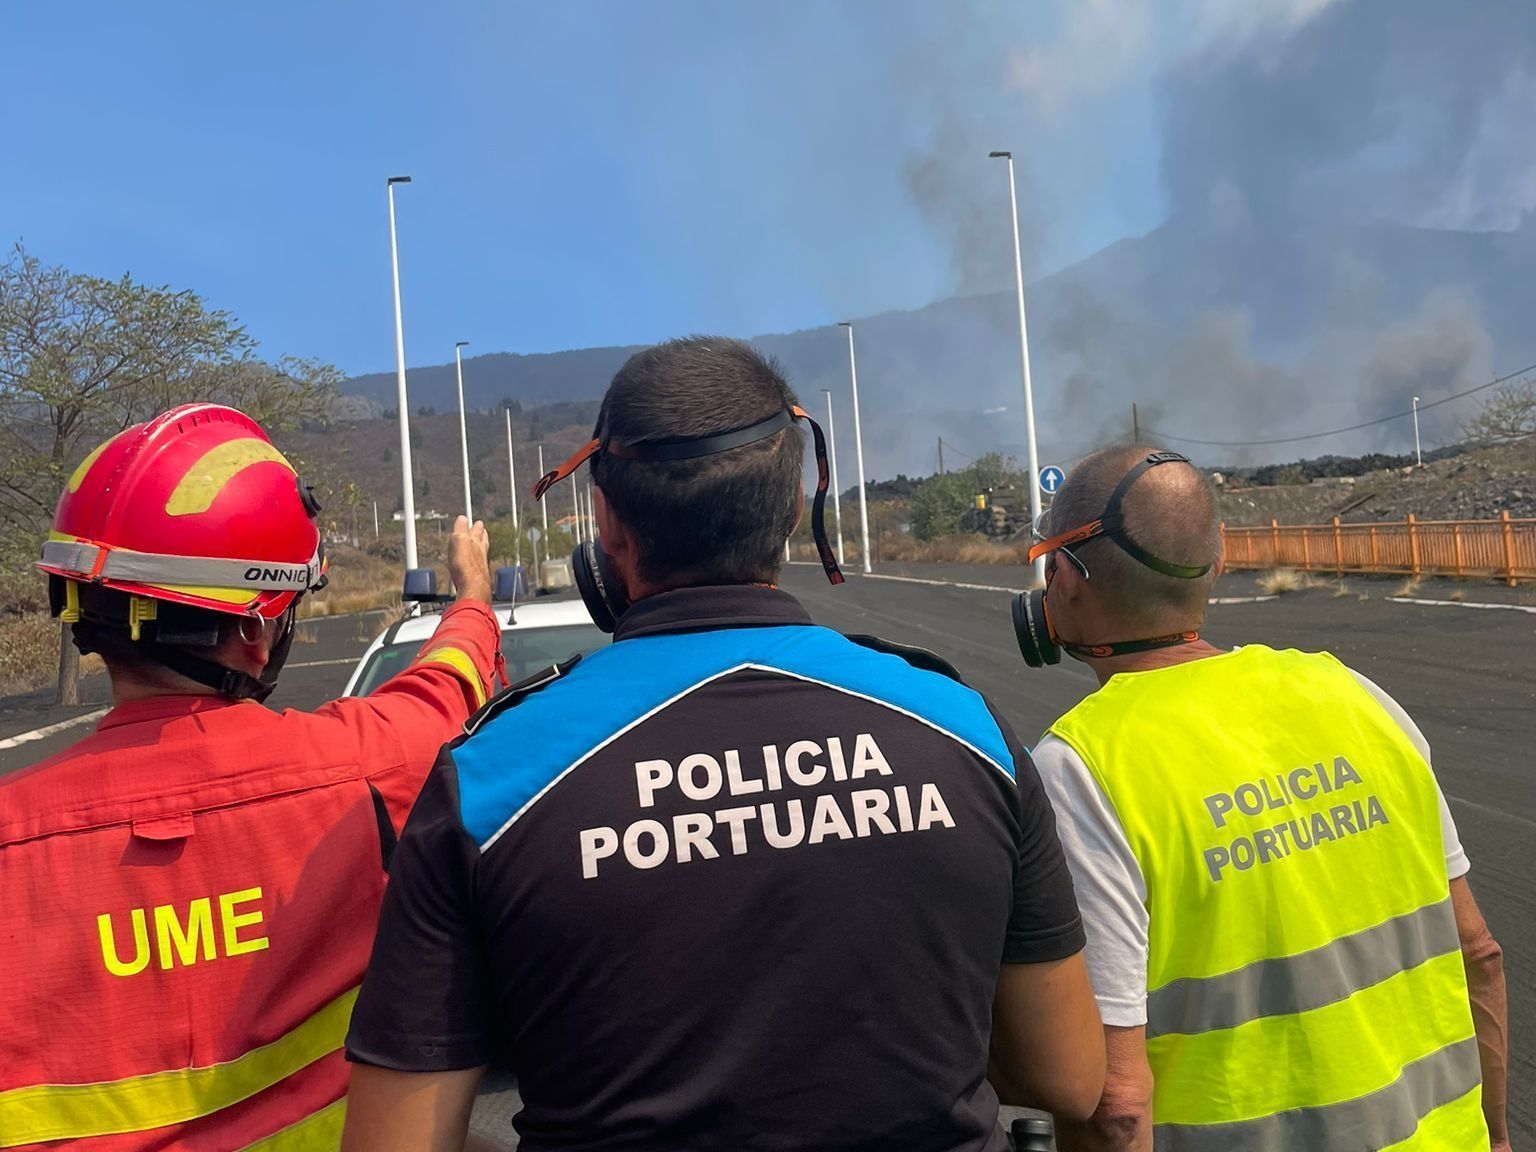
938, 437, 945, 475
1132, 403, 1140, 445
1412, 397, 1423, 466
372, 501, 379, 538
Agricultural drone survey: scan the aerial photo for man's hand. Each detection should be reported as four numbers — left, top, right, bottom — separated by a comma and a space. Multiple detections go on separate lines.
989, 952, 1106, 1120
448, 516, 493, 605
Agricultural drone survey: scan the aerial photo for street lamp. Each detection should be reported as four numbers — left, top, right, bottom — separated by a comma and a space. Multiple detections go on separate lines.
505, 408, 520, 570
454, 341, 473, 524
386, 175, 418, 569
989, 151, 1045, 584
820, 388, 846, 566
1412, 396, 1423, 466
838, 321, 872, 574
537, 445, 549, 534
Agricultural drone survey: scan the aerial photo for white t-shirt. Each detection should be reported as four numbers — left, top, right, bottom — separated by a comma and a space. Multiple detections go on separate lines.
1034, 667, 1470, 1028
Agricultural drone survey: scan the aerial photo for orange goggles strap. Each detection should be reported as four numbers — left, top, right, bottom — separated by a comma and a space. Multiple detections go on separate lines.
1027, 519, 1104, 564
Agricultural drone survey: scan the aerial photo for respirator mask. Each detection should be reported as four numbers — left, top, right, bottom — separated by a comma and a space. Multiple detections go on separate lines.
1012, 451, 1211, 668
533, 405, 844, 633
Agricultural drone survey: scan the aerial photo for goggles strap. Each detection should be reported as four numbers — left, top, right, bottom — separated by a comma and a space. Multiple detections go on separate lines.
1027, 451, 1211, 579
794, 405, 845, 586
531, 407, 845, 587
1062, 631, 1201, 660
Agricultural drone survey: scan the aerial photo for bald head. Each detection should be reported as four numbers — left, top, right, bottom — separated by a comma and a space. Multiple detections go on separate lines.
1046, 445, 1223, 631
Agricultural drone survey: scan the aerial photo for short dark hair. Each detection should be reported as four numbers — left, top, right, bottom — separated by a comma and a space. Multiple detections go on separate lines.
591, 337, 803, 586
1047, 444, 1223, 631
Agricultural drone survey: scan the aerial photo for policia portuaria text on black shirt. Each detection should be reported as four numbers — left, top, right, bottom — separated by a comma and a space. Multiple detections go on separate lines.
346, 586, 1086, 1150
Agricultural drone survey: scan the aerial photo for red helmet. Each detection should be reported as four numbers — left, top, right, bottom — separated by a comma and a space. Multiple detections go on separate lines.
38, 404, 325, 620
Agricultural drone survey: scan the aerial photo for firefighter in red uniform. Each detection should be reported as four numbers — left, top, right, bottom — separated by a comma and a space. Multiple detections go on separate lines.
0, 404, 502, 1152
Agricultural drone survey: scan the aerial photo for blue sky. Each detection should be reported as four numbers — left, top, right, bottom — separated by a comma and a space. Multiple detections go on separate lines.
4, 1, 1167, 376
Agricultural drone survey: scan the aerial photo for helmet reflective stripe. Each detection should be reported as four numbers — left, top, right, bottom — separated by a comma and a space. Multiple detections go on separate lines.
38, 539, 323, 592
164, 438, 293, 517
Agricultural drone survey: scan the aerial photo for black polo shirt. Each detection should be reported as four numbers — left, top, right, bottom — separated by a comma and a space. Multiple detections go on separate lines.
348, 586, 1084, 1151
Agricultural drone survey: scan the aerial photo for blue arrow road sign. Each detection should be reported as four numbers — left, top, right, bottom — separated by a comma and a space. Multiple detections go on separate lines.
1038, 465, 1066, 494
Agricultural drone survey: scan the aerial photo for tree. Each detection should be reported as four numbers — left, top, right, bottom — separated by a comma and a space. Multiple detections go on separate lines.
909, 453, 1020, 540
1463, 379, 1536, 445
0, 242, 340, 701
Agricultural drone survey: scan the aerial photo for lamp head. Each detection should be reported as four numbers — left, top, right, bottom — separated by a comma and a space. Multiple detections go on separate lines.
456, 340, 469, 349
988, 150, 1011, 159
387, 175, 413, 185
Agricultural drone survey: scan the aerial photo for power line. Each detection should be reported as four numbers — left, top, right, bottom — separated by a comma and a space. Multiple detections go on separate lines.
1142, 361, 1536, 448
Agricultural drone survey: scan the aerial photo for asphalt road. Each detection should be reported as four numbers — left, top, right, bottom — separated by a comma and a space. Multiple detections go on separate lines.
2, 568, 1531, 1146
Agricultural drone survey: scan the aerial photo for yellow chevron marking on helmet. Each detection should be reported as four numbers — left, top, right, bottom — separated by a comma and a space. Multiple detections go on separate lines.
164, 439, 293, 517
67, 433, 123, 493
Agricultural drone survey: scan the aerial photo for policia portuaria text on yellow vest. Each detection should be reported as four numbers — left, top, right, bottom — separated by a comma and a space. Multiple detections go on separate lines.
1050, 645, 1486, 1151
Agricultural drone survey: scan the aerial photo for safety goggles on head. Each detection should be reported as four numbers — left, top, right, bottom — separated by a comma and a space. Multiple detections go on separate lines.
1026, 451, 1213, 579
533, 403, 845, 596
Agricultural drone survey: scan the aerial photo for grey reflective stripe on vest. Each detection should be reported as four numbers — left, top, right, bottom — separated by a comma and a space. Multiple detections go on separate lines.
1152, 1035, 1480, 1152
38, 541, 319, 592
1146, 897, 1459, 1038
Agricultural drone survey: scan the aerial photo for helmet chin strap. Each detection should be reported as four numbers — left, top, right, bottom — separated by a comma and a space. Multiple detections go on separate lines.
77, 604, 300, 703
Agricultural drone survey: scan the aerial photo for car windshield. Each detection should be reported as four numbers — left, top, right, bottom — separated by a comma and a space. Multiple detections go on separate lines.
353, 622, 608, 696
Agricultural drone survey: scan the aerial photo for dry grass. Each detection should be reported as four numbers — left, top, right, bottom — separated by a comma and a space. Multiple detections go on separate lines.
1448, 588, 1466, 602
300, 544, 412, 619
1253, 568, 1327, 595
1394, 576, 1423, 598
0, 614, 103, 696
1331, 579, 1351, 598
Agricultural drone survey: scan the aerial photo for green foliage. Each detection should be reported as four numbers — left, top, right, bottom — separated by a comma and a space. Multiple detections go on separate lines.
909, 453, 1021, 540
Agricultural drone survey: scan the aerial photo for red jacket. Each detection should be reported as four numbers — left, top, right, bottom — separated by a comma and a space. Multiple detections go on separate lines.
0, 600, 501, 1152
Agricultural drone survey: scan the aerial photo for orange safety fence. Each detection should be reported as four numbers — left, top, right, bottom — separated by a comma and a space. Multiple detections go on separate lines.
1219, 512, 1536, 586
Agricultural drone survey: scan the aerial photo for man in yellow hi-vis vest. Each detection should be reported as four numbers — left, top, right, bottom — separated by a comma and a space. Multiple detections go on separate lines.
1014, 445, 1509, 1151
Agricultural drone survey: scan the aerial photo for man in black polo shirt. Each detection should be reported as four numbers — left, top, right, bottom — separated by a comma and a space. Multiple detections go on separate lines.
342, 337, 1104, 1151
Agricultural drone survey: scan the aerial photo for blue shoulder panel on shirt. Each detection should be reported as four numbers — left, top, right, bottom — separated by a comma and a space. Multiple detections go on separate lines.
453, 624, 1014, 848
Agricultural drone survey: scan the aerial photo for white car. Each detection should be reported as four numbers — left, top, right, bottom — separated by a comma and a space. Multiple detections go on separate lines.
343, 597, 608, 697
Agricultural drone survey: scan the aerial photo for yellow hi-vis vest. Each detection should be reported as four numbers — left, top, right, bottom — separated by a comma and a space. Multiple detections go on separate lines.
1049, 645, 1486, 1152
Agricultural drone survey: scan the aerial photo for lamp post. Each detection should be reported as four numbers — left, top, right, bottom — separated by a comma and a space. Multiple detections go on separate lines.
1412, 396, 1423, 466
454, 341, 473, 523
537, 445, 549, 534
386, 175, 419, 569
505, 408, 520, 569
820, 388, 846, 566
988, 151, 1045, 584
837, 322, 872, 574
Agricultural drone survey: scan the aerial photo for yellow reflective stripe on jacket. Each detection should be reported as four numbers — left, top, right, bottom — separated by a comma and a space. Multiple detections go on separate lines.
1147, 950, 1475, 1123
0, 988, 356, 1146
418, 645, 487, 707
1146, 896, 1460, 1036
1153, 1038, 1483, 1152
237, 1096, 347, 1152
